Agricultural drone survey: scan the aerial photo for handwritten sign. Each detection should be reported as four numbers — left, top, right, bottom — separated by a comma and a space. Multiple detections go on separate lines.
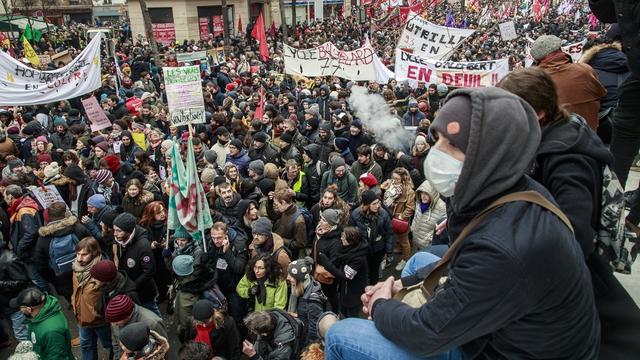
499, 21, 517, 41
163, 65, 205, 125
397, 12, 476, 60
28, 185, 68, 210
81, 96, 112, 132
525, 37, 587, 67
176, 51, 208, 64
283, 41, 378, 81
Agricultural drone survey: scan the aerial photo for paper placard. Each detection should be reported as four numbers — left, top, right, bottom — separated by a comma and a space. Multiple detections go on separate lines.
163, 66, 205, 126
28, 185, 68, 210
82, 96, 112, 132
499, 21, 517, 41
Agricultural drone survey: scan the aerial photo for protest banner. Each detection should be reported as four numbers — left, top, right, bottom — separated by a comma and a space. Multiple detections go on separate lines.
163, 65, 206, 126
397, 13, 476, 60
28, 185, 68, 210
81, 96, 112, 132
525, 37, 586, 67
0, 33, 102, 105
499, 21, 517, 41
394, 49, 509, 87
283, 41, 379, 81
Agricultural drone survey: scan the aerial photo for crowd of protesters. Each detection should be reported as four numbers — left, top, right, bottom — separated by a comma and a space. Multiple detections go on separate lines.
0, 0, 640, 359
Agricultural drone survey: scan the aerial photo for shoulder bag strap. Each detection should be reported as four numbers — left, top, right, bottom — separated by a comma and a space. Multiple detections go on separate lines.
420, 191, 573, 297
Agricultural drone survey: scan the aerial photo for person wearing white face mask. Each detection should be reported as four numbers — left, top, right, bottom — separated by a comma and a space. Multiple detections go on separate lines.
323, 88, 600, 360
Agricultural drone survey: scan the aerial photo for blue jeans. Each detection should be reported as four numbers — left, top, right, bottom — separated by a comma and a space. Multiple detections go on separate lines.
10, 311, 28, 341
26, 263, 52, 294
325, 318, 463, 360
79, 324, 113, 360
142, 299, 162, 318
401, 251, 442, 278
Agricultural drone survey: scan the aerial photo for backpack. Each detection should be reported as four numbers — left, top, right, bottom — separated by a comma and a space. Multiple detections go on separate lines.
290, 207, 316, 249
49, 233, 79, 276
272, 309, 305, 359
597, 165, 638, 274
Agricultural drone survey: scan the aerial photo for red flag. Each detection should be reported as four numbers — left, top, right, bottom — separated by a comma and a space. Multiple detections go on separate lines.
251, 12, 269, 62
238, 17, 243, 34
269, 21, 276, 38
533, 0, 542, 22
254, 87, 265, 120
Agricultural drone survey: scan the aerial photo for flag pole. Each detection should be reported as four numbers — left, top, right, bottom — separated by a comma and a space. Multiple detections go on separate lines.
166, 141, 174, 250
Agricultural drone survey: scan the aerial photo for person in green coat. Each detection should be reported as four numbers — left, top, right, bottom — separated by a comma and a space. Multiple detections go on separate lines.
237, 254, 288, 312
10, 288, 74, 360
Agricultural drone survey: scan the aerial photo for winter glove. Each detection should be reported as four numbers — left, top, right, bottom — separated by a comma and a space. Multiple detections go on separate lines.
317, 252, 331, 267
249, 285, 259, 297
162, 248, 172, 258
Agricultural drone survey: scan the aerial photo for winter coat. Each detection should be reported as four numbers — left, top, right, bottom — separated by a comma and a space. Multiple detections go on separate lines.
236, 275, 288, 311
320, 170, 358, 206
205, 227, 249, 294
0, 136, 18, 156
350, 159, 384, 183
114, 225, 157, 303
166, 242, 214, 294
25, 295, 74, 360
249, 232, 292, 275
538, 52, 607, 130
249, 142, 281, 164
101, 271, 141, 308
302, 144, 328, 206
402, 110, 426, 127
182, 314, 242, 359
289, 280, 326, 347
313, 227, 343, 264
280, 144, 302, 164
282, 170, 310, 207
122, 190, 155, 219
313, 133, 335, 164
411, 181, 447, 250
0, 246, 31, 316
8, 195, 40, 261
49, 130, 75, 151
111, 305, 168, 358
214, 191, 243, 220
226, 149, 251, 177
580, 42, 631, 108
253, 310, 296, 360
380, 180, 416, 226
72, 263, 106, 327
274, 204, 308, 256
319, 240, 369, 309
211, 142, 230, 169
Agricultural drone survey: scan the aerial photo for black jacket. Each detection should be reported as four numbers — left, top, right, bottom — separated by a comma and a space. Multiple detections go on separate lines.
102, 271, 141, 306
205, 227, 248, 295
319, 240, 368, 309
214, 192, 243, 221
302, 144, 328, 206
181, 315, 242, 359
350, 206, 395, 255
115, 225, 157, 303
0, 245, 31, 315
582, 43, 631, 108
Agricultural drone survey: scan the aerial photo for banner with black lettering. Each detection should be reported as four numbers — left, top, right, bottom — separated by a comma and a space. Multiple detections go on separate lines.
394, 49, 509, 87
525, 37, 586, 67
397, 13, 475, 60
0, 33, 102, 105
283, 41, 378, 81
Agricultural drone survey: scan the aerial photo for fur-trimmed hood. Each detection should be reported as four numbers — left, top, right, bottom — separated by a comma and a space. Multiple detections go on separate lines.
38, 215, 77, 237
580, 42, 629, 75
580, 42, 622, 65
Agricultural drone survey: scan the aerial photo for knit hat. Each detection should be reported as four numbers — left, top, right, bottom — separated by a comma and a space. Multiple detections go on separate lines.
359, 172, 378, 187
91, 135, 105, 145
9, 341, 39, 360
40, 159, 57, 177
63, 164, 86, 183
101, 211, 118, 229
173, 225, 191, 239
113, 212, 137, 233
213, 176, 228, 187
251, 217, 273, 235
361, 190, 379, 206
334, 137, 349, 151
90, 259, 118, 282
253, 131, 269, 143
103, 155, 121, 175
414, 135, 427, 146
9, 288, 45, 308
430, 94, 472, 153
192, 299, 216, 321
287, 257, 313, 282
321, 208, 341, 227
203, 149, 218, 164
249, 160, 265, 175
95, 141, 110, 153
305, 106, 319, 116
257, 178, 276, 195
229, 138, 243, 149
280, 132, 293, 144
308, 117, 319, 129
37, 153, 53, 165
201, 167, 216, 183
172, 255, 194, 277
21, 120, 41, 136
319, 122, 331, 132
119, 322, 150, 352
53, 117, 67, 127
8, 159, 24, 171
87, 194, 107, 209
530, 35, 562, 61
105, 294, 134, 322
351, 119, 362, 129
94, 169, 113, 184
330, 156, 346, 171
35, 135, 48, 144
215, 126, 229, 135
161, 140, 173, 154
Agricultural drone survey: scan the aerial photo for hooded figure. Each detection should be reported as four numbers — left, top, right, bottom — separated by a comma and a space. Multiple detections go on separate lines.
410, 180, 447, 250
302, 144, 328, 207
320, 157, 358, 206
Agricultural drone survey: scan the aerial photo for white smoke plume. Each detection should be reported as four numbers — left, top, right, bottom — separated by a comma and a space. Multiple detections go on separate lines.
348, 85, 412, 151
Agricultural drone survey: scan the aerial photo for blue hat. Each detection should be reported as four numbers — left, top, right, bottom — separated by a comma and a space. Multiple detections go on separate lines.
334, 137, 350, 151
87, 194, 107, 209
172, 255, 194, 276
173, 226, 192, 240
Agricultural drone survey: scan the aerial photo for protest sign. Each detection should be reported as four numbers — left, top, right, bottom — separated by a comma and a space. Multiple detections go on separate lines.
176, 51, 208, 64
51, 50, 72, 65
81, 96, 112, 132
525, 37, 586, 67
163, 66, 206, 126
0, 33, 102, 105
37, 54, 51, 65
207, 47, 226, 65
283, 41, 378, 81
397, 13, 475, 60
499, 21, 517, 41
29, 185, 67, 210
394, 49, 509, 87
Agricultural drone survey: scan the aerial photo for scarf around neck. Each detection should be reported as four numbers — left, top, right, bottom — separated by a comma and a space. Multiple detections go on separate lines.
195, 320, 215, 352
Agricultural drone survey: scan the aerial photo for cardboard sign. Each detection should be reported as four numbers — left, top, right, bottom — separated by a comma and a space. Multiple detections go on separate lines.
37, 54, 52, 65
163, 66, 205, 125
81, 96, 112, 132
499, 21, 517, 41
51, 50, 72, 65
28, 185, 68, 210
397, 13, 476, 60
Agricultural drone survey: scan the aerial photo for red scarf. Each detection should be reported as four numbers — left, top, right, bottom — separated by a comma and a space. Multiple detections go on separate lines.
194, 321, 215, 353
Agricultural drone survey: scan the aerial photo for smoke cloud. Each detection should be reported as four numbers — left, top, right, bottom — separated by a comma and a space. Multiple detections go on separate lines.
348, 85, 412, 151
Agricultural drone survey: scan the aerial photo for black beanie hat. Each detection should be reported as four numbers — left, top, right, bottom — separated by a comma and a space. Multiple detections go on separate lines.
280, 131, 294, 144
253, 131, 269, 143
230, 138, 243, 149
192, 299, 216, 321
430, 95, 472, 153
113, 213, 137, 233
119, 322, 150, 352
361, 190, 378, 206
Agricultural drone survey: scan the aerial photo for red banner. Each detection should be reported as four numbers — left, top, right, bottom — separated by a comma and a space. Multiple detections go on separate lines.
199, 17, 209, 40
212, 15, 224, 37
152, 23, 176, 45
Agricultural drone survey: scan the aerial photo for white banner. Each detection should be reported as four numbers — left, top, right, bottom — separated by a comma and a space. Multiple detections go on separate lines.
283, 41, 378, 81
525, 37, 587, 67
0, 33, 102, 106
164, 65, 206, 126
397, 13, 475, 60
394, 49, 509, 87
314, 0, 324, 20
